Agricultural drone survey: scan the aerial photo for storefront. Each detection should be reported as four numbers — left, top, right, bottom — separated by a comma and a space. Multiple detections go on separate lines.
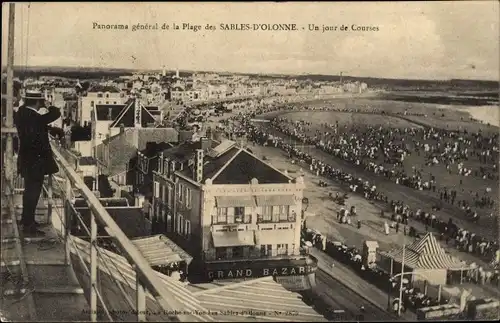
203, 255, 318, 280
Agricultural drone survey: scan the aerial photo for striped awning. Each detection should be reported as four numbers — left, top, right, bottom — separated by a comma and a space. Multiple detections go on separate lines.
255, 229, 295, 245
255, 195, 296, 206
382, 233, 466, 270
212, 230, 255, 247
215, 195, 256, 208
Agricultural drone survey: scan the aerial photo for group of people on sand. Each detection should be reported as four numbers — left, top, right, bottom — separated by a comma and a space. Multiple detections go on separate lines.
269, 116, 498, 219
212, 101, 500, 273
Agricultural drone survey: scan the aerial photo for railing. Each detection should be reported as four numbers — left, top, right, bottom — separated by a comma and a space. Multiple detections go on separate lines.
1, 134, 207, 322
211, 215, 252, 225
210, 213, 298, 225
257, 213, 297, 224
202, 247, 306, 262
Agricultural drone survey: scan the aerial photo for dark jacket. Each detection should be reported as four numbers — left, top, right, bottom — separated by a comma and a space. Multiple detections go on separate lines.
14, 105, 61, 178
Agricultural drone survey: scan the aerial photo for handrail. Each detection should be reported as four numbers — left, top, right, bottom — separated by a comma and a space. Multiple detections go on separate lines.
50, 142, 193, 321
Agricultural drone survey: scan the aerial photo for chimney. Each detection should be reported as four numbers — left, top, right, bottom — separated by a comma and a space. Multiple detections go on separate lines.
200, 136, 210, 151
193, 149, 204, 182
169, 160, 176, 177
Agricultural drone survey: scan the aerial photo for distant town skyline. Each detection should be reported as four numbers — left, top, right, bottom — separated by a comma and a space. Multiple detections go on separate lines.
2, 2, 499, 81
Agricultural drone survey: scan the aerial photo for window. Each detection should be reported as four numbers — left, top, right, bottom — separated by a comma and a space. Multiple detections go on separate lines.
262, 206, 273, 222
233, 246, 244, 259
154, 182, 160, 198
217, 208, 227, 224
277, 244, 288, 256
260, 244, 272, 256
113, 101, 117, 104
279, 205, 290, 221
106, 101, 109, 104
106, 93, 109, 98
185, 220, 191, 239
177, 214, 183, 234
215, 247, 226, 260
90, 101, 94, 107
163, 160, 169, 175
227, 207, 235, 224
158, 158, 162, 173
185, 187, 192, 209
178, 184, 184, 203
161, 185, 167, 202
234, 207, 244, 223
167, 186, 173, 206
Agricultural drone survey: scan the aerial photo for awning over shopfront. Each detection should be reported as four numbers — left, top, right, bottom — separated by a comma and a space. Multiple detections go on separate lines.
212, 230, 255, 247
255, 229, 295, 245
132, 234, 193, 266
215, 195, 256, 208
255, 194, 296, 206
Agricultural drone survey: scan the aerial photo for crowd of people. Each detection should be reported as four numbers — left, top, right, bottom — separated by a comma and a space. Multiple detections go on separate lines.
250, 124, 497, 263
216, 102, 499, 271
301, 228, 451, 314
269, 116, 498, 219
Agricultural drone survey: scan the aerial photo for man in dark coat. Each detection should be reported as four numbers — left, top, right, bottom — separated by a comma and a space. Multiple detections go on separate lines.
14, 90, 61, 236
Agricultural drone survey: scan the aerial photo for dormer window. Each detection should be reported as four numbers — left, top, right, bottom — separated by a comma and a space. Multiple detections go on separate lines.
97, 93, 103, 98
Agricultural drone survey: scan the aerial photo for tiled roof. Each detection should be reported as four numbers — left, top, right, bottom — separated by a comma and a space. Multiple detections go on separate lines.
200, 147, 240, 180
105, 128, 179, 176
79, 156, 96, 165
107, 138, 137, 176
88, 85, 121, 93
71, 206, 150, 238
209, 149, 291, 184
137, 128, 179, 149
162, 142, 198, 163
139, 142, 175, 158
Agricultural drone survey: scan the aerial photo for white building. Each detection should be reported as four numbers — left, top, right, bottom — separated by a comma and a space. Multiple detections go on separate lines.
77, 85, 126, 126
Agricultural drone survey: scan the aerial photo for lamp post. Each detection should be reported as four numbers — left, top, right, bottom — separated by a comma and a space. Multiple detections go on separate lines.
388, 269, 445, 316
398, 244, 406, 316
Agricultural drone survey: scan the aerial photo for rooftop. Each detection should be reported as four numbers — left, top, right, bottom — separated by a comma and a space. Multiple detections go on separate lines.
88, 84, 121, 93
95, 104, 126, 121
109, 99, 157, 128
163, 139, 293, 184
71, 205, 150, 238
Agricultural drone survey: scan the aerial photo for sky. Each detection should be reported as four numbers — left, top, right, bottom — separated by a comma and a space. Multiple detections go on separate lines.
2, 1, 499, 80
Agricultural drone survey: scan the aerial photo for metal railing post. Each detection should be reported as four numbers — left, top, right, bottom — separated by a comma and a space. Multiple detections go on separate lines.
65, 177, 72, 265
47, 175, 53, 225
90, 210, 98, 322
136, 265, 147, 322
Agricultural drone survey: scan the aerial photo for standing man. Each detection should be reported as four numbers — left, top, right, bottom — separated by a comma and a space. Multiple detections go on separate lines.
14, 90, 61, 236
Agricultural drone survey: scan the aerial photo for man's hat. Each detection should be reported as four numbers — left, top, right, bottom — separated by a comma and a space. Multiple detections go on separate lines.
22, 90, 45, 100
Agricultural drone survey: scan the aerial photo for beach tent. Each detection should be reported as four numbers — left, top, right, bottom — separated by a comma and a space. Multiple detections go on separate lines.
378, 232, 469, 285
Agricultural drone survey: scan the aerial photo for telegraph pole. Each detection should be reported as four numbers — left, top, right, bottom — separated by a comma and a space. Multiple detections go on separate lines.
4, 3, 16, 186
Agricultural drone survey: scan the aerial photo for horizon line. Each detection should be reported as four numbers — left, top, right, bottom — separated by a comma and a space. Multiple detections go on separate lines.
1, 64, 499, 83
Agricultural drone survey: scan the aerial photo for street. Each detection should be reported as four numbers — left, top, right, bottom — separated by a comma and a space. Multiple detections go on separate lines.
314, 269, 395, 321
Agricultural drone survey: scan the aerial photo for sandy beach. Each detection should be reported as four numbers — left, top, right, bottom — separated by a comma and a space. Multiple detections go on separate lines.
434, 104, 500, 127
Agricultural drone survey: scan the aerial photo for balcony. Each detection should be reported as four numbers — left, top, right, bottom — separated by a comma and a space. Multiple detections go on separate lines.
211, 214, 252, 225
256, 213, 297, 224
202, 247, 307, 262
1, 132, 213, 321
